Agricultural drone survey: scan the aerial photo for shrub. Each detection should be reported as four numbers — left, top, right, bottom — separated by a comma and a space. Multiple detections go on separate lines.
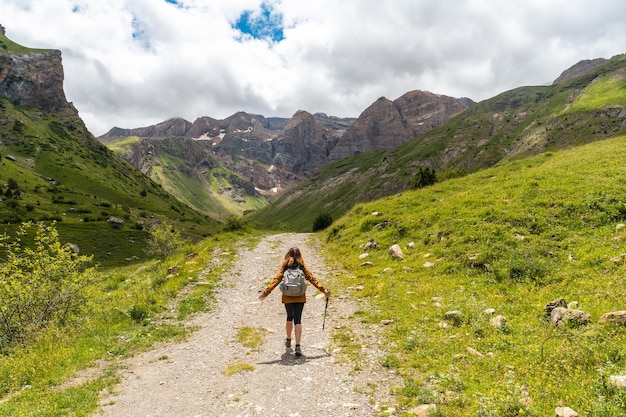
312, 212, 333, 232
411, 167, 438, 189
0, 222, 95, 350
222, 216, 248, 232
145, 221, 186, 257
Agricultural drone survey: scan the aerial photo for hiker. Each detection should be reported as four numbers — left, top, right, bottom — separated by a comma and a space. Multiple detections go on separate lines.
258, 246, 331, 356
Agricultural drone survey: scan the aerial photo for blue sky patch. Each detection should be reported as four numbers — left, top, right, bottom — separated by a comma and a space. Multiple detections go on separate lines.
234, 2, 284, 43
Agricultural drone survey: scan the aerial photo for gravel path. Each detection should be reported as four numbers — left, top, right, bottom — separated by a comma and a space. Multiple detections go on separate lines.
96, 233, 398, 417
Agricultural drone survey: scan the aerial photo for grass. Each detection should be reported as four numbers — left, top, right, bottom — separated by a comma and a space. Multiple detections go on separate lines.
322, 136, 626, 416
0, 231, 243, 416
222, 362, 255, 376
0, 98, 220, 267
565, 74, 626, 113
0, 33, 48, 53
235, 326, 267, 349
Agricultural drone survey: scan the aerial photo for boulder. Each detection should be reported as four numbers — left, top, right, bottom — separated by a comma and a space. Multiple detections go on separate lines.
599, 311, 626, 324
609, 375, 626, 389
363, 239, 378, 250
445, 310, 464, 326
545, 298, 566, 319
490, 315, 509, 332
555, 406, 579, 417
549, 307, 591, 327
388, 244, 404, 259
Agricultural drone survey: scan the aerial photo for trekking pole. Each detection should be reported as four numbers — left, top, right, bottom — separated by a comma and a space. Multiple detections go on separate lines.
322, 296, 329, 330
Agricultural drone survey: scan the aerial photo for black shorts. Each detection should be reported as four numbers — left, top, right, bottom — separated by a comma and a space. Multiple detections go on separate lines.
284, 302, 305, 325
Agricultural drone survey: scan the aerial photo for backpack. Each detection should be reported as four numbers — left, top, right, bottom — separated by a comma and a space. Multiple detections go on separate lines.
279, 265, 307, 296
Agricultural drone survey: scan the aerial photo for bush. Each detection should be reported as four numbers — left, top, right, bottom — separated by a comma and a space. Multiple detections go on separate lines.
145, 221, 186, 257
0, 222, 95, 350
411, 167, 438, 189
312, 212, 333, 232
222, 216, 248, 232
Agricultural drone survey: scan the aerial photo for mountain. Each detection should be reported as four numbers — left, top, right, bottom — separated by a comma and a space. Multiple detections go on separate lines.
101, 91, 472, 219
552, 57, 607, 84
328, 90, 474, 161
251, 53, 626, 231
0, 28, 219, 267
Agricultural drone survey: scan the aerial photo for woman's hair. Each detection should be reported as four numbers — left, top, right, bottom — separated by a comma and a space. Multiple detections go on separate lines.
283, 246, 306, 268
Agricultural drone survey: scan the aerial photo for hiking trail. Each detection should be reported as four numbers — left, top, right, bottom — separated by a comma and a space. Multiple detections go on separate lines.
96, 233, 398, 417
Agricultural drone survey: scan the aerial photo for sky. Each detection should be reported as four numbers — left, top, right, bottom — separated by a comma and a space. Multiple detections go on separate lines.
3, 0, 626, 136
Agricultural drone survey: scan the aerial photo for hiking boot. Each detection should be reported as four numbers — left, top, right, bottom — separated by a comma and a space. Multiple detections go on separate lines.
295, 345, 302, 357
285, 338, 292, 347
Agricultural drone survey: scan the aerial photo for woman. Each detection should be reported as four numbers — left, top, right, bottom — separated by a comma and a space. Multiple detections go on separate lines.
259, 246, 331, 357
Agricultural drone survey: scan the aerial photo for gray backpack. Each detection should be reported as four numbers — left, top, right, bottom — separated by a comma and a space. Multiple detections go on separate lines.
280, 266, 307, 296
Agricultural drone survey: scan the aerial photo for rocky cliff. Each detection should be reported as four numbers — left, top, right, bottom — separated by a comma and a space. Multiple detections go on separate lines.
0, 28, 73, 113
328, 90, 474, 161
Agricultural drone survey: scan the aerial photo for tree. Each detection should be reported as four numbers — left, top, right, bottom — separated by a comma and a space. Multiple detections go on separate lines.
411, 167, 438, 189
0, 222, 95, 349
312, 212, 333, 232
145, 220, 186, 257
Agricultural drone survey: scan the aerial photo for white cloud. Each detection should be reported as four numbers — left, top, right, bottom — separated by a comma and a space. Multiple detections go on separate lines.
2, 0, 626, 135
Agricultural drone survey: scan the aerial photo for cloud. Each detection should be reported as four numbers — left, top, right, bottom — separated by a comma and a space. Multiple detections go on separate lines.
2, 0, 626, 135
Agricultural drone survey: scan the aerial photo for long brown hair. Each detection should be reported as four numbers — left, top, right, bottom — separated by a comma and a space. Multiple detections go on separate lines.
282, 246, 306, 269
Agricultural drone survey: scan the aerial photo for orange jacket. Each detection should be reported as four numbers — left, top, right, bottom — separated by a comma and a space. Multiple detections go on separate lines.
261, 263, 326, 303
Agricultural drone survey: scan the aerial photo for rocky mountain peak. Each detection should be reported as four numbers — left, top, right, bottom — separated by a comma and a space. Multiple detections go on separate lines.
0, 28, 73, 113
552, 58, 608, 84
329, 90, 474, 161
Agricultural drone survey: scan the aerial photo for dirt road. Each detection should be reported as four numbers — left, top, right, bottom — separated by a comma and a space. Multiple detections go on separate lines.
96, 233, 396, 417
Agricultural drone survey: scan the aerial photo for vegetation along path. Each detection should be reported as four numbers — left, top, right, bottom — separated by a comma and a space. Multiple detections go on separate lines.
96, 233, 397, 417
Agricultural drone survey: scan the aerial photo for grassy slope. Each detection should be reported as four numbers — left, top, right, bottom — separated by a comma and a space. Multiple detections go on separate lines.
106, 136, 268, 220
0, 99, 219, 267
0, 33, 47, 53
251, 54, 626, 232
323, 136, 626, 416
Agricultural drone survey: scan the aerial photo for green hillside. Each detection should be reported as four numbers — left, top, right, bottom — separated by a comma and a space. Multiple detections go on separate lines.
323, 136, 626, 415
0, 98, 219, 267
106, 136, 269, 219
252, 54, 626, 232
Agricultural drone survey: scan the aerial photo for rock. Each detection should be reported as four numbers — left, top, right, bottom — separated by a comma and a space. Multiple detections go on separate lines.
388, 244, 404, 259
408, 403, 436, 416
555, 406, 579, 417
483, 308, 496, 315
467, 347, 484, 357
64, 243, 80, 254
545, 298, 566, 319
107, 216, 124, 228
445, 310, 464, 326
599, 311, 626, 324
553, 58, 607, 84
423, 261, 435, 267
0, 48, 72, 112
549, 307, 591, 327
490, 315, 508, 332
359, 261, 373, 267
363, 240, 378, 250
609, 375, 626, 389
407, 242, 415, 248
328, 90, 474, 161
358, 253, 369, 259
